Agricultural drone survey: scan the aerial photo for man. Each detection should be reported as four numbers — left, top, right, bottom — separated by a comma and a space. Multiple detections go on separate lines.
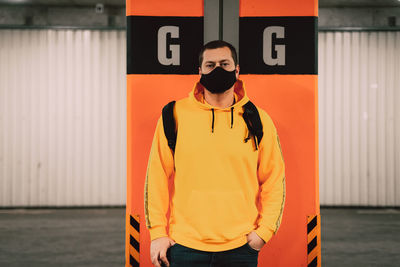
144, 40, 285, 267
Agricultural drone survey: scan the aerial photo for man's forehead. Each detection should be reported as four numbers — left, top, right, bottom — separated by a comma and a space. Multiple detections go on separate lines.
204, 59, 230, 63
202, 47, 233, 61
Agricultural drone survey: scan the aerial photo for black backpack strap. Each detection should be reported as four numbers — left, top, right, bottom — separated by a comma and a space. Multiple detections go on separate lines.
162, 101, 177, 152
242, 101, 263, 150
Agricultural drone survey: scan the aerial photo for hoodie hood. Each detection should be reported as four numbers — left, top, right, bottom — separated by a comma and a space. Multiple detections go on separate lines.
188, 79, 250, 133
189, 79, 250, 111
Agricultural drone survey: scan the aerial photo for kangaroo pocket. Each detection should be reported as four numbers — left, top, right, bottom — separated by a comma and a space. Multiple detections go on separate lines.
183, 189, 254, 243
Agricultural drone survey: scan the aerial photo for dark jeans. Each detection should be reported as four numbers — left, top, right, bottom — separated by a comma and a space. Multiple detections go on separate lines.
164, 242, 259, 267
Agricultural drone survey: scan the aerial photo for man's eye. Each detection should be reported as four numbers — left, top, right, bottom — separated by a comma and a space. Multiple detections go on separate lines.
222, 63, 229, 66
206, 64, 214, 68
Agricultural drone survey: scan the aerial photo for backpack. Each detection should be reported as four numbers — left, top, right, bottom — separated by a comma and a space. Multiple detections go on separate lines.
161, 100, 263, 153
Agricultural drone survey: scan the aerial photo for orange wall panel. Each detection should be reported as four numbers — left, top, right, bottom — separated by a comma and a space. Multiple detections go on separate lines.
127, 0, 203, 16
126, 0, 319, 266
240, 0, 318, 17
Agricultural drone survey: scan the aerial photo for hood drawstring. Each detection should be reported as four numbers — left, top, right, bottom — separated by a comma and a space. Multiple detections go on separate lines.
211, 108, 215, 133
230, 96, 236, 129
211, 97, 236, 133
230, 107, 234, 128
210, 108, 234, 132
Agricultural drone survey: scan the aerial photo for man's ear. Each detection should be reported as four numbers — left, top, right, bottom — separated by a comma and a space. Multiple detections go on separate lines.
199, 67, 202, 77
235, 64, 240, 78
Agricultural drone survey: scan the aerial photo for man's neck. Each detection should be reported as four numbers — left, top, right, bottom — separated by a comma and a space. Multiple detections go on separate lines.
204, 87, 235, 108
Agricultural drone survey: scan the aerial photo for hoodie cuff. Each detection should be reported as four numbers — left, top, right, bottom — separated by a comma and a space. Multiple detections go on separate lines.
254, 226, 274, 244
149, 225, 168, 241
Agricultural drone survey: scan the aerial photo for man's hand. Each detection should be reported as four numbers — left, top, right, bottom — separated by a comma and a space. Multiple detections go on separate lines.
150, 236, 176, 267
246, 231, 266, 251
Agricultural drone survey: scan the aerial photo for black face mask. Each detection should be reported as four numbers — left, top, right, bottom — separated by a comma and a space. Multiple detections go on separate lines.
200, 67, 237, 94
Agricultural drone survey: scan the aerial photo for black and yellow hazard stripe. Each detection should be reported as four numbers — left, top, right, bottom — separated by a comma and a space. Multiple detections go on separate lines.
307, 215, 321, 267
129, 214, 140, 267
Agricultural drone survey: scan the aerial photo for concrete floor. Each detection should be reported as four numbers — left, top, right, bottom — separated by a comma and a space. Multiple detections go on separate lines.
0, 208, 125, 267
321, 208, 400, 267
0, 208, 399, 267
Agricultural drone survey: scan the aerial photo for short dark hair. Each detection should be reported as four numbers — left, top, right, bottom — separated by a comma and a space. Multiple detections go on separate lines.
198, 40, 238, 67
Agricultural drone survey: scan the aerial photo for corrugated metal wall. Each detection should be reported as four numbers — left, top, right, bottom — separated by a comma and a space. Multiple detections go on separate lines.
319, 31, 400, 206
0, 29, 126, 207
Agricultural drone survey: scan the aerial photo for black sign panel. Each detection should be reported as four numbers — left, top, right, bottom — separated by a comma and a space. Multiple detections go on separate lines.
127, 16, 203, 74
239, 16, 318, 74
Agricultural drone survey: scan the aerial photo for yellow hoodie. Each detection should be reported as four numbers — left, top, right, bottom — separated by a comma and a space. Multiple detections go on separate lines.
144, 79, 286, 252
